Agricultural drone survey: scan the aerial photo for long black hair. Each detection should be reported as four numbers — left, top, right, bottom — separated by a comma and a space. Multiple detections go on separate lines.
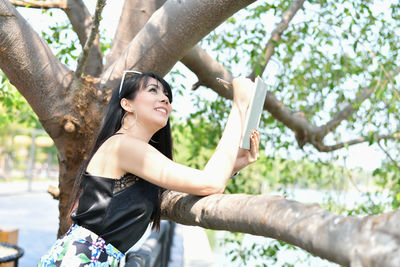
69, 72, 173, 230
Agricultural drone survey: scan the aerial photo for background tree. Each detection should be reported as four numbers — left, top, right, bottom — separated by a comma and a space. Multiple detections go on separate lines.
1, 0, 399, 266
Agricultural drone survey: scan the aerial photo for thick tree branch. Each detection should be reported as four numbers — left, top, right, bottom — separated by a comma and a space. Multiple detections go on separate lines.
9, 0, 67, 9
63, 0, 90, 44
0, 0, 73, 125
99, 0, 256, 90
161, 191, 400, 267
74, 0, 105, 79
105, 0, 166, 69
249, 0, 305, 80
180, 45, 234, 99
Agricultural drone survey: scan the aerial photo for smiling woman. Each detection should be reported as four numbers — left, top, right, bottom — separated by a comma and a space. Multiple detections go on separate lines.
37, 71, 260, 266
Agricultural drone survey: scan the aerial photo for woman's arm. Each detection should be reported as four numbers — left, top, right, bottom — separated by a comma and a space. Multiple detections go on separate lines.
117, 77, 254, 195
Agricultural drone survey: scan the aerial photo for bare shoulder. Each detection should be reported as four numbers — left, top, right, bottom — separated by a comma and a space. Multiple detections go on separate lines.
114, 134, 152, 153
115, 134, 163, 162
86, 135, 130, 178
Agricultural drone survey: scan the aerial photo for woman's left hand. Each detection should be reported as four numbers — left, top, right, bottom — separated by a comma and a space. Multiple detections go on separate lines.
232, 130, 260, 175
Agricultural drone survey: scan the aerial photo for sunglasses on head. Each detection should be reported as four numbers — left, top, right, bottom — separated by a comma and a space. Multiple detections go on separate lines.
119, 70, 142, 96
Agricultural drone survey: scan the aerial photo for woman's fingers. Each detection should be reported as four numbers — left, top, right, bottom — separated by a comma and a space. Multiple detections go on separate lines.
249, 130, 260, 161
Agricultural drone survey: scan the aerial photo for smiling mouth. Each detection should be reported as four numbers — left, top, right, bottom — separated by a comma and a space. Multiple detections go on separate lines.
155, 108, 167, 114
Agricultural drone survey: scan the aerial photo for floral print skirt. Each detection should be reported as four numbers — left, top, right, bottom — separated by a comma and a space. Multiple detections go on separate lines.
38, 224, 124, 267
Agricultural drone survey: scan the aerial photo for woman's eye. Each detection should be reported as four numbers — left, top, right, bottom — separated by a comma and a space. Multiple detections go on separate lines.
149, 88, 157, 93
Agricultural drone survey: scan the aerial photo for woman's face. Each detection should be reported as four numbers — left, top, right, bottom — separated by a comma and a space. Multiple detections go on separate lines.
131, 77, 172, 130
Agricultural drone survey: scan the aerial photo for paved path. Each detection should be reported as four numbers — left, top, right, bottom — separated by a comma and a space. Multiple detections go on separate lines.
0, 181, 215, 267
0, 181, 59, 266
180, 225, 216, 267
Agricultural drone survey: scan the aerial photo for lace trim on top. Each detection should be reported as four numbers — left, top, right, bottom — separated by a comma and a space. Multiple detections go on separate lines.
113, 174, 140, 194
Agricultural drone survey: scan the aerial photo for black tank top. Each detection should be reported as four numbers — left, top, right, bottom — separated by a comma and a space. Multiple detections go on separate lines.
70, 172, 159, 253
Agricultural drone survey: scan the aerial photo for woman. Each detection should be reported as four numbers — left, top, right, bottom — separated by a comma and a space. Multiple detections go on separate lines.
38, 71, 260, 266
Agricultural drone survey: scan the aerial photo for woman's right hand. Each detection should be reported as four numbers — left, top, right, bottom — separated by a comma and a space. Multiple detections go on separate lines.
232, 77, 255, 112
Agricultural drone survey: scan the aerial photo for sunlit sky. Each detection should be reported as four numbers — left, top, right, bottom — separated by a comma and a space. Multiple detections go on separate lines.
14, 1, 387, 172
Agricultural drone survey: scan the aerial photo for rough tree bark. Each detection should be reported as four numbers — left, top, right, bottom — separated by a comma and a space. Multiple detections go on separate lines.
98, 0, 257, 89
161, 191, 400, 267
0, 0, 399, 266
104, 0, 166, 68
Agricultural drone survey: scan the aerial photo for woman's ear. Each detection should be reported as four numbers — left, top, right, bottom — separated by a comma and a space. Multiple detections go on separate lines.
120, 98, 134, 113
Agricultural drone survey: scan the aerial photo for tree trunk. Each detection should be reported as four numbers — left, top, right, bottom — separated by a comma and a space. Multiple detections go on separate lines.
54, 77, 107, 235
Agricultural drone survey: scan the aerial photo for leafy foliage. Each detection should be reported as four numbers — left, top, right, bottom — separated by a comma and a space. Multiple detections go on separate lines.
202, 0, 400, 157
39, 20, 111, 68
373, 160, 400, 209
195, 0, 400, 265
222, 233, 297, 267
40, 21, 80, 66
0, 72, 39, 128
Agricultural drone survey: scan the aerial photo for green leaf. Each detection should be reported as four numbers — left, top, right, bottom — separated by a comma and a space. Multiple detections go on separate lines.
77, 253, 91, 263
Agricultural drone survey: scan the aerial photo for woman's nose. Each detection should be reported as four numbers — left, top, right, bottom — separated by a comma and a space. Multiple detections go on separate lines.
160, 94, 169, 104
